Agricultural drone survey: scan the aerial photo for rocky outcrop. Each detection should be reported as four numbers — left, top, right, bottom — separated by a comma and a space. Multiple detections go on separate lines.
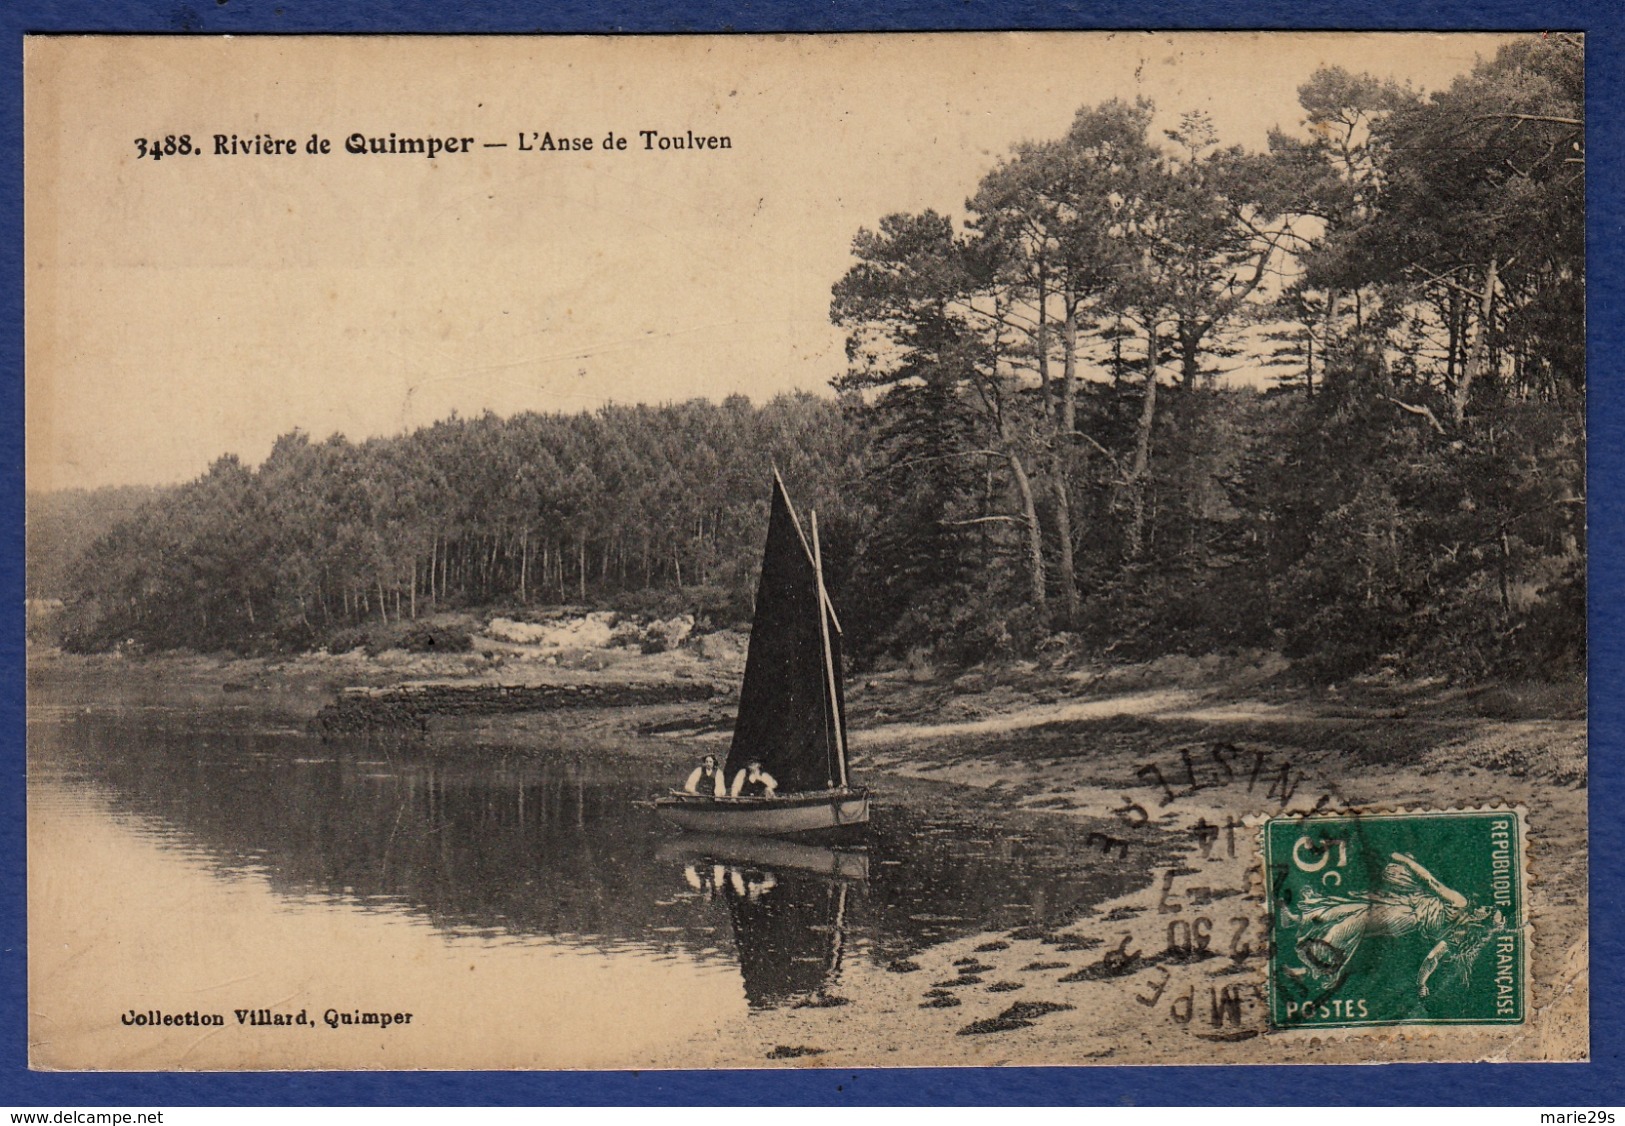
311, 680, 719, 734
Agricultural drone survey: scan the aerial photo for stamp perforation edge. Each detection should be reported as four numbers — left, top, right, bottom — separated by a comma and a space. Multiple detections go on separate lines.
1245, 804, 1532, 1039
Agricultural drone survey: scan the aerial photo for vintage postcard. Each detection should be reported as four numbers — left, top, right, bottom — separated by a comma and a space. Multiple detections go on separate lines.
24, 32, 1586, 1070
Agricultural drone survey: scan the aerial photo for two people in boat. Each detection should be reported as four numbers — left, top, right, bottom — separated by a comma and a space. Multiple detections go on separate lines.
682, 756, 779, 799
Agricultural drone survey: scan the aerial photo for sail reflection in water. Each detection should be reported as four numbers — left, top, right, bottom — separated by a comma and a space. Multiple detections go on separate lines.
661, 836, 868, 1008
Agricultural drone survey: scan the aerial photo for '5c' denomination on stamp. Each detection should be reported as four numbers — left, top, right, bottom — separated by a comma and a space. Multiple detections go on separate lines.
1264, 809, 1527, 1029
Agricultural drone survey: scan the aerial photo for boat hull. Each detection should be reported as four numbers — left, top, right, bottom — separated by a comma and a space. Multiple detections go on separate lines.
655, 788, 870, 839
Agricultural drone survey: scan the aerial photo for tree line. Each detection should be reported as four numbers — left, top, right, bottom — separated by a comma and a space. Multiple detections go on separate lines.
829, 37, 1582, 678
45, 38, 1583, 680
51, 395, 865, 654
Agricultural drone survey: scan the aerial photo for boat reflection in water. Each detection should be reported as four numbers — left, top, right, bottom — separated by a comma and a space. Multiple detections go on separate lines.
32, 712, 1150, 1022
659, 835, 868, 1008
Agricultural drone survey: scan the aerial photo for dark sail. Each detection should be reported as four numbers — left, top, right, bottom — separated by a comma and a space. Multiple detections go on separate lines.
725, 476, 844, 794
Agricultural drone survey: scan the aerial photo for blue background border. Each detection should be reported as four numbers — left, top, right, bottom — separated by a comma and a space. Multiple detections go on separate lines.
3, 0, 1617, 1107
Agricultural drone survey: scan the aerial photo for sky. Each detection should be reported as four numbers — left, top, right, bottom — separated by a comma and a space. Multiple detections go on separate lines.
25, 32, 1519, 491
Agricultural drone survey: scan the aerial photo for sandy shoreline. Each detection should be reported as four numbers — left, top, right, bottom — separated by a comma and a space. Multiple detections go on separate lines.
26, 642, 1587, 1066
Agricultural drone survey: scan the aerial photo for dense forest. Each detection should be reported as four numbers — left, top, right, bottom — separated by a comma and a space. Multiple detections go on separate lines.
43, 395, 865, 654
26, 485, 168, 599
40, 40, 1584, 680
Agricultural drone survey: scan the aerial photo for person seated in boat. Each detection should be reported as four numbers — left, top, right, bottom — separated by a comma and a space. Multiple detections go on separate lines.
682, 754, 727, 798
730, 760, 779, 798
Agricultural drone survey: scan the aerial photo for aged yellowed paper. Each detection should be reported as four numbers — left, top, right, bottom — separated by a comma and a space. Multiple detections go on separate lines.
26, 33, 1586, 1070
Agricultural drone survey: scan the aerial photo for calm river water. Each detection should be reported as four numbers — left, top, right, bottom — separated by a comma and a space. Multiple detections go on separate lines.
28, 705, 1137, 1068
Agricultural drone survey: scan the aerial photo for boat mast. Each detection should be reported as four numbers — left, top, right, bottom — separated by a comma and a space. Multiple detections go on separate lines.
810, 509, 848, 789
773, 465, 843, 636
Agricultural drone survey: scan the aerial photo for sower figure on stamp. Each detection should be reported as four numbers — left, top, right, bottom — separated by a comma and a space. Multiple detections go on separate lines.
1280, 852, 1504, 999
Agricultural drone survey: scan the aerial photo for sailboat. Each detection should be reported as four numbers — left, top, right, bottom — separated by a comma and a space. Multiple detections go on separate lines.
655, 471, 871, 838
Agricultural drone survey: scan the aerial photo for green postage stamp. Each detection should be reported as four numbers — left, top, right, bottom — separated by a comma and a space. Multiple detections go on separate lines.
1264, 809, 1527, 1029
